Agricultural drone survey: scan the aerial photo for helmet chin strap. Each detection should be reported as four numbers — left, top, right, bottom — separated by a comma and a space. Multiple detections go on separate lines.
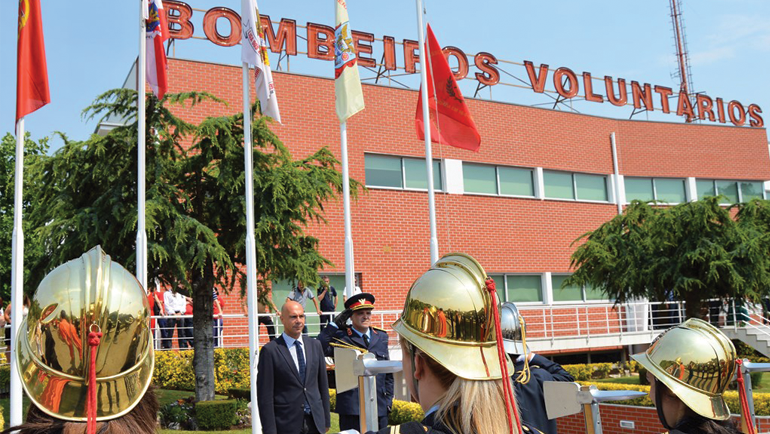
654, 378, 675, 431
406, 343, 420, 403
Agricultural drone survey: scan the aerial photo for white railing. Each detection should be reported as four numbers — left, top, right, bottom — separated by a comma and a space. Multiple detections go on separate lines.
2, 299, 759, 366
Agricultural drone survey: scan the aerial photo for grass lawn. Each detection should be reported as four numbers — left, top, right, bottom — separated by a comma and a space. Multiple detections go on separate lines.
1, 389, 340, 433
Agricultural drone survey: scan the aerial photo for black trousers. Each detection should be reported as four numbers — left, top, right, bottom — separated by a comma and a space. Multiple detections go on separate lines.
300, 413, 321, 434
338, 414, 388, 432
258, 315, 276, 341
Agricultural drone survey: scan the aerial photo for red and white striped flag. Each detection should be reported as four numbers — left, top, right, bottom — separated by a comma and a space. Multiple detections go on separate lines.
146, 0, 169, 98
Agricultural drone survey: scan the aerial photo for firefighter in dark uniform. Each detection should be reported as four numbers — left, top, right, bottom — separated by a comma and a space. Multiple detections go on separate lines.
500, 302, 574, 434
360, 253, 542, 434
319, 292, 394, 431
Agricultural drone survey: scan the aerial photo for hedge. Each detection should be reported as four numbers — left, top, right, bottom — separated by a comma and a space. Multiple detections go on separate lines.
562, 361, 639, 381
580, 382, 770, 416
196, 400, 237, 430
154, 349, 250, 393
389, 400, 424, 424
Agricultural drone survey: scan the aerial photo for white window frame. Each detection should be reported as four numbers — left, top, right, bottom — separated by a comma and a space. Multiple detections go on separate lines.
364, 153, 443, 192
461, 162, 537, 199
695, 178, 767, 204
542, 170, 611, 204
623, 177, 688, 205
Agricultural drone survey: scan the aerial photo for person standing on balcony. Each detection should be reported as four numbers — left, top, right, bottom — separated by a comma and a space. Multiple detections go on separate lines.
287, 280, 321, 335
317, 275, 338, 329
632, 318, 743, 434
213, 288, 224, 348
162, 286, 187, 349
318, 293, 393, 431
500, 302, 574, 434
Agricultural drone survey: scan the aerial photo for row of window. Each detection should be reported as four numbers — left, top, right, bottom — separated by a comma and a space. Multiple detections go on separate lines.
363, 154, 766, 204
490, 273, 605, 304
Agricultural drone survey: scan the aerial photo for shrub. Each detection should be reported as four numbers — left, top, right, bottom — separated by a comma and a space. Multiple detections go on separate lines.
388, 399, 424, 425
330, 389, 337, 412
228, 388, 251, 401
153, 348, 251, 394
638, 367, 649, 385
751, 372, 763, 388
624, 360, 640, 373
0, 404, 4, 431
159, 398, 195, 430
196, 400, 237, 430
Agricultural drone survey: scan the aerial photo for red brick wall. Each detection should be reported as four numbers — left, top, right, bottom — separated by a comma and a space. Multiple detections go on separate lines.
556, 404, 770, 434
165, 58, 770, 317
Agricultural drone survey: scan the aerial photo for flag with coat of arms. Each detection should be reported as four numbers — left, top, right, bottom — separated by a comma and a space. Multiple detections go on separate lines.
334, 0, 364, 123
145, 0, 169, 98
241, 0, 281, 123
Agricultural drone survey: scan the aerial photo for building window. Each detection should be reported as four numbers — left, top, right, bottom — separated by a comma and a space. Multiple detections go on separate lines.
365, 154, 441, 191
463, 163, 535, 197
551, 274, 605, 302
543, 171, 608, 201
625, 177, 686, 203
488, 274, 543, 303
696, 179, 765, 203
507, 275, 543, 303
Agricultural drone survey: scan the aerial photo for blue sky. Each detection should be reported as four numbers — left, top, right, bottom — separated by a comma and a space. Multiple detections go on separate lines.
1, 0, 769, 150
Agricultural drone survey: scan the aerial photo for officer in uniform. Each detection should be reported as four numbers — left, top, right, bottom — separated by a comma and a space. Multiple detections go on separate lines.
319, 292, 394, 431
361, 253, 542, 434
7, 246, 157, 434
632, 318, 743, 434
500, 302, 574, 434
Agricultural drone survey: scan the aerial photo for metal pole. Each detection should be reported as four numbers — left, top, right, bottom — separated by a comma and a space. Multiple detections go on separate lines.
358, 375, 378, 432
742, 361, 757, 430
340, 121, 356, 299
610, 132, 622, 215
10, 118, 25, 425
136, 0, 148, 290
415, 0, 439, 265
243, 62, 263, 434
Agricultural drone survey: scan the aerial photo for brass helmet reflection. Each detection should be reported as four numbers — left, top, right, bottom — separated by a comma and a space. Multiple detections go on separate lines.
392, 253, 513, 380
17, 246, 154, 422
631, 318, 736, 420
500, 302, 528, 356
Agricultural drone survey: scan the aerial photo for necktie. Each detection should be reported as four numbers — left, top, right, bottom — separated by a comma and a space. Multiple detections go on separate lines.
294, 340, 311, 414
363, 333, 370, 348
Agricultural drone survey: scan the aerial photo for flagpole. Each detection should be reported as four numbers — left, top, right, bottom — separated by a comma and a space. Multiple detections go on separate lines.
136, 0, 148, 290
10, 119, 25, 426
340, 121, 356, 299
242, 62, 263, 434
415, 0, 439, 265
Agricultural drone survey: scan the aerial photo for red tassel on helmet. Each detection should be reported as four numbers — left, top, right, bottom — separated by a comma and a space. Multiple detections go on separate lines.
87, 328, 103, 434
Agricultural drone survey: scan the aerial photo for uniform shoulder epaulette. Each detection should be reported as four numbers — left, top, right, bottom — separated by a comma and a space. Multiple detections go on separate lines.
522, 425, 544, 434
372, 326, 387, 333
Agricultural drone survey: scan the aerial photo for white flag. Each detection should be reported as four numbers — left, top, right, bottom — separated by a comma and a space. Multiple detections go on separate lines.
241, 0, 281, 123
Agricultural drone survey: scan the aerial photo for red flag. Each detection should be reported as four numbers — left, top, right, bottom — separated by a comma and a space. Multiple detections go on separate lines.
146, 0, 169, 99
415, 25, 481, 152
16, 0, 50, 121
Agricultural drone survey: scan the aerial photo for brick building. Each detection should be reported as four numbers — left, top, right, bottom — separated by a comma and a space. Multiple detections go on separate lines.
155, 57, 769, 361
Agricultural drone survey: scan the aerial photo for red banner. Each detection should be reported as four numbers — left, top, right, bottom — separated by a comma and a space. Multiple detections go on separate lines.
16, 0, 50, 121
415, 24, 481, 152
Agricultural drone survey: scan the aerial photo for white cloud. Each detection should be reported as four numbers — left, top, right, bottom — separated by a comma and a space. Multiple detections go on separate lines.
690, 46, 736, 66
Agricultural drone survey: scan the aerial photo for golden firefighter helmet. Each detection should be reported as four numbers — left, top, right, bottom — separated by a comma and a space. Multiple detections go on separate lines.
17, 246, 154, 422
392, 253, 513, 380
631, 317, 736, 420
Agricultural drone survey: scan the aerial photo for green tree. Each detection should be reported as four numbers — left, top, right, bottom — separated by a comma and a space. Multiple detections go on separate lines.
567, 198, 770, 319
0, 132, 48, 303
26, 89, 357, 401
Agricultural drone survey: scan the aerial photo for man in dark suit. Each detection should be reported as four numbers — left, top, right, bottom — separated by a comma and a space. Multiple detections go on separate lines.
501, 302, 574, 434
257, 300, 330, 434
318, 293, 393, 431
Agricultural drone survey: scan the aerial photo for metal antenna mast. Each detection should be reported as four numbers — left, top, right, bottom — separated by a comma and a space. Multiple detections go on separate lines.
670, 0, 695, 122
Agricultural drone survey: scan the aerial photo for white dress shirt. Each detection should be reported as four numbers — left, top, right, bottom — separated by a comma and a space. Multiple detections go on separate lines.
164, 291, 186, 315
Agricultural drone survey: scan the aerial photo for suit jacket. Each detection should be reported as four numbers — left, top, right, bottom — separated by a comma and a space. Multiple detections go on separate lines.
257, 334, 331, 434
318, 324, 394, 416
513, 353, 575, 434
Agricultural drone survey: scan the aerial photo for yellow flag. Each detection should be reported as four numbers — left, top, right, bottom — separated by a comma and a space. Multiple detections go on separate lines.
334, 0, 364, 123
